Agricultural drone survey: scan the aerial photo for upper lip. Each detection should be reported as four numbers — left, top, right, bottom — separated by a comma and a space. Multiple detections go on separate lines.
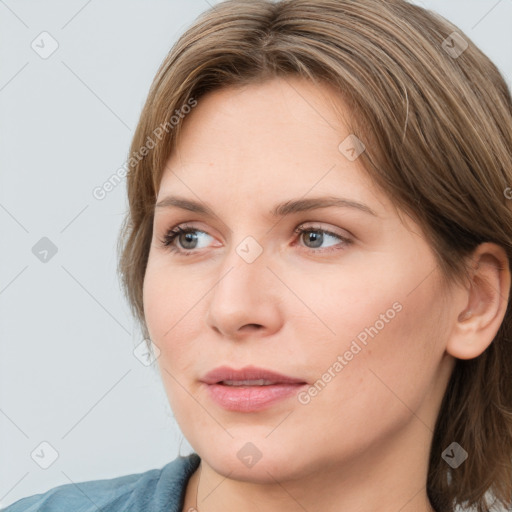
200, 365, 307, 385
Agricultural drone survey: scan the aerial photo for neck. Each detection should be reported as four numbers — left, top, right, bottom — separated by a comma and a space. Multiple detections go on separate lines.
182, 422, 438, 512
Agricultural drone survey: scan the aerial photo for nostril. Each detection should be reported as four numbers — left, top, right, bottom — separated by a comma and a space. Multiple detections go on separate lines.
243, 324, 262, 330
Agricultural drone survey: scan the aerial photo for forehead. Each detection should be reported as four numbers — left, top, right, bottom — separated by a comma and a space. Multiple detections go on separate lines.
158, 77, 388, 215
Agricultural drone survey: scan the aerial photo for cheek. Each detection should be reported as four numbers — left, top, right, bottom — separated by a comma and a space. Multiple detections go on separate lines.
300, 261, 446, 425
143, 258, 194, 343
144, 237, 444, 391
143, 265, 199, 414
143, 259, 209, 395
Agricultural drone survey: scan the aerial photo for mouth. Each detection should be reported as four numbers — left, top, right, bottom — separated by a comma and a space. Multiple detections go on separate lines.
200, 365, 308, 386
217, 379, 290, 387
200, 365, 308, 412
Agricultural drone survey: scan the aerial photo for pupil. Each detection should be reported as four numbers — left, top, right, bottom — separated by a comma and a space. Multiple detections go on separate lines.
178, 231, 324, 250
306, 231, 322, 248
181, 232, 197, 249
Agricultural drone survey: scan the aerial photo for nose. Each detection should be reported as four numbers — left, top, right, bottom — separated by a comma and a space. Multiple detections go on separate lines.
205, 242, 284, 341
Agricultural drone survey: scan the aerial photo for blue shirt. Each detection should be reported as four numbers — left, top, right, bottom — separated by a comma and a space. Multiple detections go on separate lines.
2, 453, 201, 512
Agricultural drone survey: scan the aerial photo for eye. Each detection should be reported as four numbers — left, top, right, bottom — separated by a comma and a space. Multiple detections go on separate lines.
159, 224, 214, 255
293, 225, 352, 253
158, 223, 352, 256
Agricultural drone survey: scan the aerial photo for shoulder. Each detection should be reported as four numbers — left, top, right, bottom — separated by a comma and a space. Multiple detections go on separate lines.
2, 453, 201, 512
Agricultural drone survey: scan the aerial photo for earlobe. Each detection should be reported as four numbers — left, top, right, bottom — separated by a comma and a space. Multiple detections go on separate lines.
446, 243, 511, 361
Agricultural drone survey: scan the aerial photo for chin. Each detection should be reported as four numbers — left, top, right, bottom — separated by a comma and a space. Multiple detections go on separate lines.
196, 438, 320, 484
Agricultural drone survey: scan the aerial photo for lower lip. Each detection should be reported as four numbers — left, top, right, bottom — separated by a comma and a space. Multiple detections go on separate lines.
203, 382, 308, 412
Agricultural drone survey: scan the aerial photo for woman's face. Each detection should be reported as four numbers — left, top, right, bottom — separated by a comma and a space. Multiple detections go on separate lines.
143, 77, 456, 482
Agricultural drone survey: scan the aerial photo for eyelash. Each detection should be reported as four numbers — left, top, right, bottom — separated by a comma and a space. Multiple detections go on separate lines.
158, 223, 352, 257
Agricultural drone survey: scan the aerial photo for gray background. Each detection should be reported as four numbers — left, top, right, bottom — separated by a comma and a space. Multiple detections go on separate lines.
1, 0, 511, 508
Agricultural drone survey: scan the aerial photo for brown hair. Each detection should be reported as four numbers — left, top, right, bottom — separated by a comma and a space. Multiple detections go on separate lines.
116, 1, 512, 510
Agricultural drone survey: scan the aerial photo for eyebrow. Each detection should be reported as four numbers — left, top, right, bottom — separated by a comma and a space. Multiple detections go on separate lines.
155, 195, 377, 217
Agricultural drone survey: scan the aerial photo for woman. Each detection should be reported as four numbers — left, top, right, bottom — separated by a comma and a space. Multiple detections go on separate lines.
4, 0, 511, 511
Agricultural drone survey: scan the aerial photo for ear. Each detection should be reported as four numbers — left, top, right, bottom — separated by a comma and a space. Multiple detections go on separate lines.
446, 242, 511, 360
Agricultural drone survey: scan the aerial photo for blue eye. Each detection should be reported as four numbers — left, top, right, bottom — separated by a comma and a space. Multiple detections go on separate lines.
160, 226, 213, 254
159, 224, 352, 256
294, 226, 348, 250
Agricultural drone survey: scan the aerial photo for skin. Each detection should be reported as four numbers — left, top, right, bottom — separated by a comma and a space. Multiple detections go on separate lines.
142, 76, 510, 512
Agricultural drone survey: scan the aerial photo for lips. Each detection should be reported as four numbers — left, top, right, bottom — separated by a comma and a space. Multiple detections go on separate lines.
200, 365, 307, 386
200, 365, 308, 412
